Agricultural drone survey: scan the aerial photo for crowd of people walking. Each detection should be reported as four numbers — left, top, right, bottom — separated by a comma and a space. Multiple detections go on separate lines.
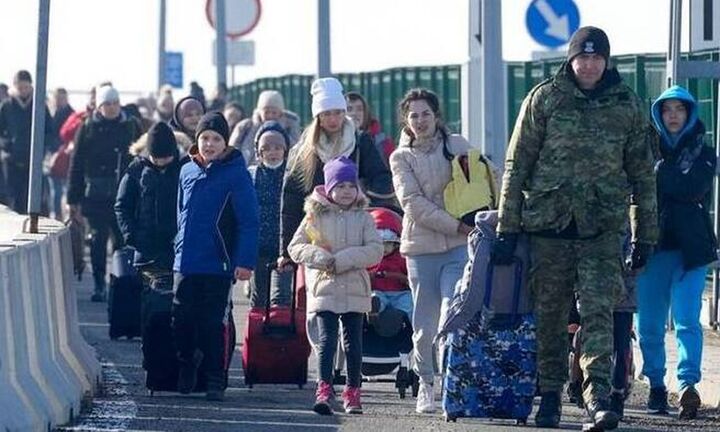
0, 25, 714, 430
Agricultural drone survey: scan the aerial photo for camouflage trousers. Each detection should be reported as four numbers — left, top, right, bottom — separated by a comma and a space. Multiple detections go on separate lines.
530, 232, 623, 403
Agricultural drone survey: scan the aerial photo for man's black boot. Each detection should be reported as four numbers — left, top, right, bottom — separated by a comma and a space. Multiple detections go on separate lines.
609, 390, 625, 420
535, 391, 562, 428
586, 398, 620, 430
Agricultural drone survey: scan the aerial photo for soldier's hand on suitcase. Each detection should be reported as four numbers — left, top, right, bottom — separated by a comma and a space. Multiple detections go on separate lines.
491, 232, 519, 265
457, 221, 474, 236
234, 267, 253, 281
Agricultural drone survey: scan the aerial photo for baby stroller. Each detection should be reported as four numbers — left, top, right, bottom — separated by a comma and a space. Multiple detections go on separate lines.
360, 207, 419, 399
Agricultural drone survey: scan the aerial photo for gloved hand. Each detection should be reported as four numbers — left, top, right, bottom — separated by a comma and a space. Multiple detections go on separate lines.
491, 232, 519, 265
626, 241, 653, 270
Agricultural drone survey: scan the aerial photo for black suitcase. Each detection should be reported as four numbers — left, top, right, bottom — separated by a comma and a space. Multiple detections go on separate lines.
108, 248, 143, 340
143, 284, 237, 394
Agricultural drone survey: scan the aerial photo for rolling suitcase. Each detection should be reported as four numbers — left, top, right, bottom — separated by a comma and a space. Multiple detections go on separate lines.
108, 247, 142, 340
442, 260, 537, 424
142, 279, 237, 395
242, 263, 311, 388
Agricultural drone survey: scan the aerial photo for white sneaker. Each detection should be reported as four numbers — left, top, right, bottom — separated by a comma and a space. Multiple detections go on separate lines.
415, 381, 436, 414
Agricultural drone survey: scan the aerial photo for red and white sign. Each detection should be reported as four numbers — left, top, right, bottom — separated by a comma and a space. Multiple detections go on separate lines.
206, 0, 262, 39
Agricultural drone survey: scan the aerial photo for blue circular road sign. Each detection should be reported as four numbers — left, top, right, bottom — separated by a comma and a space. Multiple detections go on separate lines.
526, 0, 581, 48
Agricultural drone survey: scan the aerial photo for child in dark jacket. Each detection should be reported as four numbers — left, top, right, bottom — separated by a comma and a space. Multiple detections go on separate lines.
115, 122, 181, 288
115, 122, 181, 383
173, 112, 259, 402
636, 85, 717, 420
248, 120, 292, 308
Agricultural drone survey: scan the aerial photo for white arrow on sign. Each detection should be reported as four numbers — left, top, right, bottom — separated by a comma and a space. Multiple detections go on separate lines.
535, 0, 570, 41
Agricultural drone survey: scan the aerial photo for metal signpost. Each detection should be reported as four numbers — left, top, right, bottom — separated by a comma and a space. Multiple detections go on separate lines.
27, 0, 51, 232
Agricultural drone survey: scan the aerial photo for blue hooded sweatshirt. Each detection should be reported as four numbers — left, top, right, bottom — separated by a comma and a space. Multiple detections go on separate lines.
650, 85, 700, 150
649, 85, 717, 269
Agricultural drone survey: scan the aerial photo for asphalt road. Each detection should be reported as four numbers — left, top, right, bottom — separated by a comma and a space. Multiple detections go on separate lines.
56, 277, 720, 432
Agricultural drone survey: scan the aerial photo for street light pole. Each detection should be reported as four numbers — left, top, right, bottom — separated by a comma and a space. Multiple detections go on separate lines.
27, 0, 51, 232
215, 0, 227, 88
318, 0, 331, 78
158, 0, 166, 90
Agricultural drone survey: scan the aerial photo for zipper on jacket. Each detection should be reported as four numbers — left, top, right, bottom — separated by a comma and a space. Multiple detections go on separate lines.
215, 192, 233, 271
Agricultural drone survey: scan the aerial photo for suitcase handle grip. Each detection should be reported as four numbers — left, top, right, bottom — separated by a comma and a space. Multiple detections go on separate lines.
484, 258, 523, 320
264, 261, 299, 332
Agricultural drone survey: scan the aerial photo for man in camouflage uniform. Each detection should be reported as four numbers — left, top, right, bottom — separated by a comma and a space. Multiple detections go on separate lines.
492, 27, 658, 430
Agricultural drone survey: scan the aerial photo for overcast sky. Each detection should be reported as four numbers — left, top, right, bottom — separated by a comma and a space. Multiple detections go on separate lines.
0, 0, 692, 105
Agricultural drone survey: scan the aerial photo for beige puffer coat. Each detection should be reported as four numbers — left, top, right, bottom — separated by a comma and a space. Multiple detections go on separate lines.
288, 187, 383, 314
390, 130, 500, 256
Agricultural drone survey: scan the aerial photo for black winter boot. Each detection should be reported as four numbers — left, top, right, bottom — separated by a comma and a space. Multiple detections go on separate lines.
586, 398, 620, 430
535, 391, 562, 428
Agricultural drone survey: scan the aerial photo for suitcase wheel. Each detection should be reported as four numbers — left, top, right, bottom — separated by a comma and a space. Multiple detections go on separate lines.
516, 418, 527, 426
444, 413, 457, 423
410, 371, 420, 398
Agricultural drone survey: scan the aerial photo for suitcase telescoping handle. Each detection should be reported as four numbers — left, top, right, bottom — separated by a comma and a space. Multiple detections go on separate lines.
264, 261, 299, 333
484, 258, 523, 321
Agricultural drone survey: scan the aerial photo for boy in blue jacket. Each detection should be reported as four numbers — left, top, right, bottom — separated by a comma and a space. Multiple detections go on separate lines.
173, 112, 259, 401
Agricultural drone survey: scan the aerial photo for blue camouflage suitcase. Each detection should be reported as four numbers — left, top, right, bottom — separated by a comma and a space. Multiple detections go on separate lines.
442, 260, 537, 424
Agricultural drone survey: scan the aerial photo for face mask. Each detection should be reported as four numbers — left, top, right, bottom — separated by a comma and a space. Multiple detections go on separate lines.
263, 159, 284, 169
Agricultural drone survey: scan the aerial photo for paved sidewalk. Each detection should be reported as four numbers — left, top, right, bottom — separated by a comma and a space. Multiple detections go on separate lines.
633, 329, 720, 408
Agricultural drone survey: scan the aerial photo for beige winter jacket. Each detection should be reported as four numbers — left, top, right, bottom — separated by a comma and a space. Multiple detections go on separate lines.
288, 187, 383, 314
390, 130, 501, 256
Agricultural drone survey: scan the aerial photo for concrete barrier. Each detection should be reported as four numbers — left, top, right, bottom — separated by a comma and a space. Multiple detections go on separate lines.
0, 207, 101, 431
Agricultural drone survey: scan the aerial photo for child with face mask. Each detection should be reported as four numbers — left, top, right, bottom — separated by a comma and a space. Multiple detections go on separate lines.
248, 121, 292, 308
288, 156, 383, 416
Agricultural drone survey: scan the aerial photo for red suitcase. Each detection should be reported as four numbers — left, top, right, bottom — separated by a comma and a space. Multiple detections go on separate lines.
242, 263, 311, 388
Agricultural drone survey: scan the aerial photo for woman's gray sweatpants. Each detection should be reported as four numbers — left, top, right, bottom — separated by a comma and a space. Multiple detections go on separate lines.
406, 245, 467, 383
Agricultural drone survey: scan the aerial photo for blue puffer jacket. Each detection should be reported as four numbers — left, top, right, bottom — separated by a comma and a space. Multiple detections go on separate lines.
174, 146, 259, 275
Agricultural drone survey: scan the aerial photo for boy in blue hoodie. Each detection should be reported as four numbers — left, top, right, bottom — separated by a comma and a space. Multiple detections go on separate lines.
636, 85, 717, 419
173, 112, 259, 401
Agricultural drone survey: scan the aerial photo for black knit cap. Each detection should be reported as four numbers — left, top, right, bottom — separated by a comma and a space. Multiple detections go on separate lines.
195, 111, 230, 144
146, 122, 177, 158
567, 26, 610, 62
255, 120, 290, 150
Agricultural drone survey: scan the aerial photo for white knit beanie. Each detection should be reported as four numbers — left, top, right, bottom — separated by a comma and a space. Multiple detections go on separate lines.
96, 85, 120, 107
256, 90, 285, 111
310, 77, 346, 117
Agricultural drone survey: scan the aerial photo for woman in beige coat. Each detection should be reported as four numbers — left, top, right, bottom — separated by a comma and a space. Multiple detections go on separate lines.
390, 89, 489, 414
288, 156, 383, 416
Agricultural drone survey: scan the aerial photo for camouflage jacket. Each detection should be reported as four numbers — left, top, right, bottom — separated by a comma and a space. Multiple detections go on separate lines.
497, 65, 658, 243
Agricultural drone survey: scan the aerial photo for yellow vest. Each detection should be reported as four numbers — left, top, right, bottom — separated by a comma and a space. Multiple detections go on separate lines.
444, 150, 496, 219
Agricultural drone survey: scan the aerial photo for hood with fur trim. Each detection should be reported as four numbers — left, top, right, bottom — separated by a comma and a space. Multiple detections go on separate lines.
303, 185, 369, 216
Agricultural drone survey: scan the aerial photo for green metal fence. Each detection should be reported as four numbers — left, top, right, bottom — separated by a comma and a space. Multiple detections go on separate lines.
507, 49, 719, 143
229, 50, 718, 143
229, 66, 462, 138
